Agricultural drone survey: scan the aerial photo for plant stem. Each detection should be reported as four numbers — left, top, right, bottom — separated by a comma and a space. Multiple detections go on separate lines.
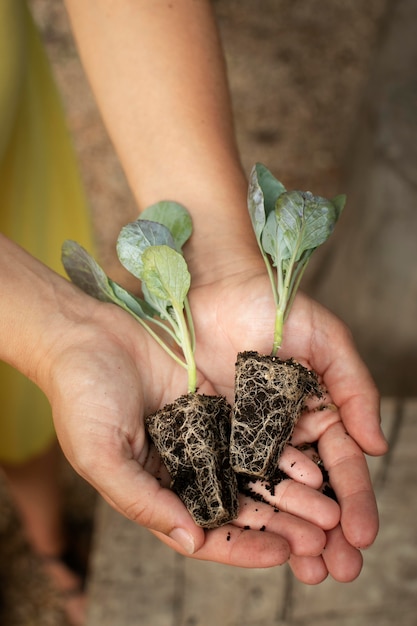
172, 303, 197, 393
117, 301, 188, 370
272, 307, 284, 355
184, 297, 196, 353
262, 251, 279, 308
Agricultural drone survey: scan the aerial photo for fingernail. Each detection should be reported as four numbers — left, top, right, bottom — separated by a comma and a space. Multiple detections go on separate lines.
169, 528, 195, 555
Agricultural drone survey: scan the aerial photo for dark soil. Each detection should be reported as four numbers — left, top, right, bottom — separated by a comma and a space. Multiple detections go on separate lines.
145, 393, 239, 529
230, 351, 322, 479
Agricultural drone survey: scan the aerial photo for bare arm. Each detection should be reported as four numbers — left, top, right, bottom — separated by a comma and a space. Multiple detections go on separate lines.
63, 0, 258, 283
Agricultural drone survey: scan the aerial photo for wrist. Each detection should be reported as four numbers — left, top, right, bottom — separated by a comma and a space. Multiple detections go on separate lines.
0, 236, 98, 389
136, 164, 263, 285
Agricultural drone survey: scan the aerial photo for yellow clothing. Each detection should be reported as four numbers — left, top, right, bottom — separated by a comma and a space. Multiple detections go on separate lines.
0, 1, 93, 463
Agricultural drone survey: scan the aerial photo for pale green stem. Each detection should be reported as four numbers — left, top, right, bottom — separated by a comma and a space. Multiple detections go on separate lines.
145, 314, 182, 346
116, 301, 188, 370
272, 244, 300, 355
272, 307, 285, 355
172, 303, 197, 393
284, 260, 310, 323
262, 252, 279, 309
184, 297, 196, 353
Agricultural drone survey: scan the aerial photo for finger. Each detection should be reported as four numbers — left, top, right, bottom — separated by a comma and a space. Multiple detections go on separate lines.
240, 478, 340, 531
322, 525, 363, 582
291, 400, 341, 447
279, 445, 323, 488
153, 525, 291, 568
339, 385, 388, 457
237, 496, 326, 557
307, 308, 388, 456
288, 554, 328, 585
318, 421, 379, 549
72, 433, 206, 556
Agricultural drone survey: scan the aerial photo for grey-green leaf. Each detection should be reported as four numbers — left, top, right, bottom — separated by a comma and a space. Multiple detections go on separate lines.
255, 163, 286, 216
140, 201, 193, 251
247, 165, 267, 243
116, 219, 175, 280
141, 282, 171, 321
109, 279, 157, 319
331, 194, 346, 218
62, 240, 155, 319
141, 245, 190, 309
261, 210, 292, 265
275, 190, 342, 261
62, 240, 116, 303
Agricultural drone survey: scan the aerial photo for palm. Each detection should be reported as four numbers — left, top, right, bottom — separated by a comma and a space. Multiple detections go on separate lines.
191, 268, 313, 398
189, 267, 386, 581
45, 298, 339, 574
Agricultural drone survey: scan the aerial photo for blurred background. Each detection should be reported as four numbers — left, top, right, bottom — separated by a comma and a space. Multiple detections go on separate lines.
1, 0, 416, 623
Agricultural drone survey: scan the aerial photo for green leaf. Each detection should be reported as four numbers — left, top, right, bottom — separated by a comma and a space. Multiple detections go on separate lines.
141, 245, 190, 309
109, 279, 157, 318
261, 210, 292, 265
248, 163, 286, 248
62, 240, 117, 303
255, 163, 286, 216
275, 190, 342, 262
331, 194, 347, 218
140, 201, 193, 251
247, 165, 267, 244
61, 240, 155, 319
116, 219, 175, 280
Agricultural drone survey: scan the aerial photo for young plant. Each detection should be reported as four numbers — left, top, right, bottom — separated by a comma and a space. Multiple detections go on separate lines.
248, 162, 345, 354
230, 163, 345, 480
62, 201, 197, 392
62, 201, 239, 528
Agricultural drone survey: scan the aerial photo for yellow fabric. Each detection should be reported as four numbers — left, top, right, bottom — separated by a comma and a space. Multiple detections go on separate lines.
0, 1, 93, 463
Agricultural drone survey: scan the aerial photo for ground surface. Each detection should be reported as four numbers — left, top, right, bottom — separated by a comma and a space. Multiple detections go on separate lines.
3, 0, 416, 624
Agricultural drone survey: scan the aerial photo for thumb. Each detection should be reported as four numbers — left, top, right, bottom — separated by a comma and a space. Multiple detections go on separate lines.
67, 438, 205, 556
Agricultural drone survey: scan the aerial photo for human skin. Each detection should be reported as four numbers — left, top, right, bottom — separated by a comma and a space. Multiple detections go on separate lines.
0, 235, 336, 568
1, 0, 388, 580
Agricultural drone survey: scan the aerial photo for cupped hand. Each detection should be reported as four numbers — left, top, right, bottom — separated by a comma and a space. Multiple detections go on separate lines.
189, 265, 388, 579
42, 293, 337, 568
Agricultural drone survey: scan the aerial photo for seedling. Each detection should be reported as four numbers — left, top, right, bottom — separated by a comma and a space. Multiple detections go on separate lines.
230, 163, 345, 480
248, 163, 345, 354
63, 201, 197, 391
62, 201, 238, 528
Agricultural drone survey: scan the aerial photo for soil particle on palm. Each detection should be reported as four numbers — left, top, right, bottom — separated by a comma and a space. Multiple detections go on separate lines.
146, 393, 239, 529
230, 351, 322, 480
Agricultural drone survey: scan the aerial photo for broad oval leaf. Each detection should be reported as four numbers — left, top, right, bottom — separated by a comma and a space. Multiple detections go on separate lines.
275, 190, 342, 261
61, 240, 116, 303
62, 240, 156, 319
140, 201, 193, 251
116, 219, 175, 280
141, 245, 190, 309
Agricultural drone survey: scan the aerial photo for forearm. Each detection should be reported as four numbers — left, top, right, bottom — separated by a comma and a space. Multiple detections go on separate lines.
63, 0, 259, 282
0, 234, 94, 387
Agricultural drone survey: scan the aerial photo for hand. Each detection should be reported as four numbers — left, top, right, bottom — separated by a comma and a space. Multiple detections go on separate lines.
189, 263, 388, 580
43, 291, 339, 568
0, 237, 338, 569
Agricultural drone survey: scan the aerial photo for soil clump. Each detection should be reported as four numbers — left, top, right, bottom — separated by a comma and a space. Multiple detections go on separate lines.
230, 351, 322, 480
146, 393, 239, 529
